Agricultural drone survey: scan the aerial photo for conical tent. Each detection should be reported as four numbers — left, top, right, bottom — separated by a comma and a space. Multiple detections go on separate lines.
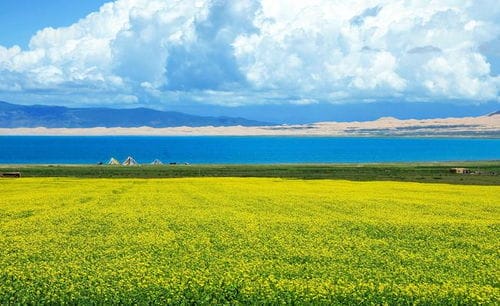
122, 156, 139, 166
151, 159, 163, 165
108, 157, 120, 165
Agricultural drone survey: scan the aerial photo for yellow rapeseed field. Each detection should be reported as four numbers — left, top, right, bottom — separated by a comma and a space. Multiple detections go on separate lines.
0, 177, 498, 304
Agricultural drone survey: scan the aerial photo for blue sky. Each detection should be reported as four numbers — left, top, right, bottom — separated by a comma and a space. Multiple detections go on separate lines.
0, 0, 498, 122
0, 0, 109, 48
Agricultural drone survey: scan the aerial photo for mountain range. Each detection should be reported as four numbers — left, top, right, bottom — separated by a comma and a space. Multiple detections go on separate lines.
0, 101, 268, 128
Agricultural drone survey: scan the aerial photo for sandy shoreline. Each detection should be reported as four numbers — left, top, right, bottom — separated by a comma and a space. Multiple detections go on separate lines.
0, 115, 498, 137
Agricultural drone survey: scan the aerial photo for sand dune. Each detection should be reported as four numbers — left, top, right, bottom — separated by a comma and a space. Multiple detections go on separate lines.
0, 114, 498, 137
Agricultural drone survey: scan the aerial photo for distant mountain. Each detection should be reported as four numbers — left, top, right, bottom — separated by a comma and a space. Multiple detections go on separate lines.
0, 101, 269, 128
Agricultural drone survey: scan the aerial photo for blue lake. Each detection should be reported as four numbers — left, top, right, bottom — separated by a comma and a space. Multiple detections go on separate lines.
0, 136, 499, 164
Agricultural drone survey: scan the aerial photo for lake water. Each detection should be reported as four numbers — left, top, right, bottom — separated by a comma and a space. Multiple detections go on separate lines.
0, 136, 499, 164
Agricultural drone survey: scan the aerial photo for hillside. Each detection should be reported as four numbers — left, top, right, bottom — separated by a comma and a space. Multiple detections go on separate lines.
0, 101, 268, 128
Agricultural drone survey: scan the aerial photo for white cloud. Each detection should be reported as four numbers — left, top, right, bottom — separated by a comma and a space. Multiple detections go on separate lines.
233, 0, 500, 102
0, 0, 498, 106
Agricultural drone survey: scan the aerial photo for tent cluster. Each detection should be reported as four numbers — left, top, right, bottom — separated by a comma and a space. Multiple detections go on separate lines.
107, 156, 163, 166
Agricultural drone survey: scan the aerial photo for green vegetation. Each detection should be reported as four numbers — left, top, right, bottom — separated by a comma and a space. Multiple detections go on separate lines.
0, 177, 498, 304
1, 161, 499, 185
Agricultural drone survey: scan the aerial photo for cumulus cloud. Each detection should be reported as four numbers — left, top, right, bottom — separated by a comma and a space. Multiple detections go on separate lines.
0, 0, 499, 107
233, 0, 499, 102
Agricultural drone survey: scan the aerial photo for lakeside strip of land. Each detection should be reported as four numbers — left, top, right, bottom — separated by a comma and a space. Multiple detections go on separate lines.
1, 162, 499, 185
0, 115, 498, 137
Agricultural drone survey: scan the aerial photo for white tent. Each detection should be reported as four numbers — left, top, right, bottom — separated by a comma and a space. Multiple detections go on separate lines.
151, 159, 163, 165
122, 156, 139, 166
108, 157, 120, 165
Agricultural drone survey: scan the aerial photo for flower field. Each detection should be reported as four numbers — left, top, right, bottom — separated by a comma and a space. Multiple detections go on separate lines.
0, 177, 498, 304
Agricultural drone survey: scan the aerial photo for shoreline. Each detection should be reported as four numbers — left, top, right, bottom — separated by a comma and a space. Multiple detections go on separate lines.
0, 115, 498, 137
0, 134, 499, 139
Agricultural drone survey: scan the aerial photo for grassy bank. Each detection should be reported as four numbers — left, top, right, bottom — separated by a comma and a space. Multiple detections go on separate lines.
0, 177, 498, 304
1, 162, 499, 185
